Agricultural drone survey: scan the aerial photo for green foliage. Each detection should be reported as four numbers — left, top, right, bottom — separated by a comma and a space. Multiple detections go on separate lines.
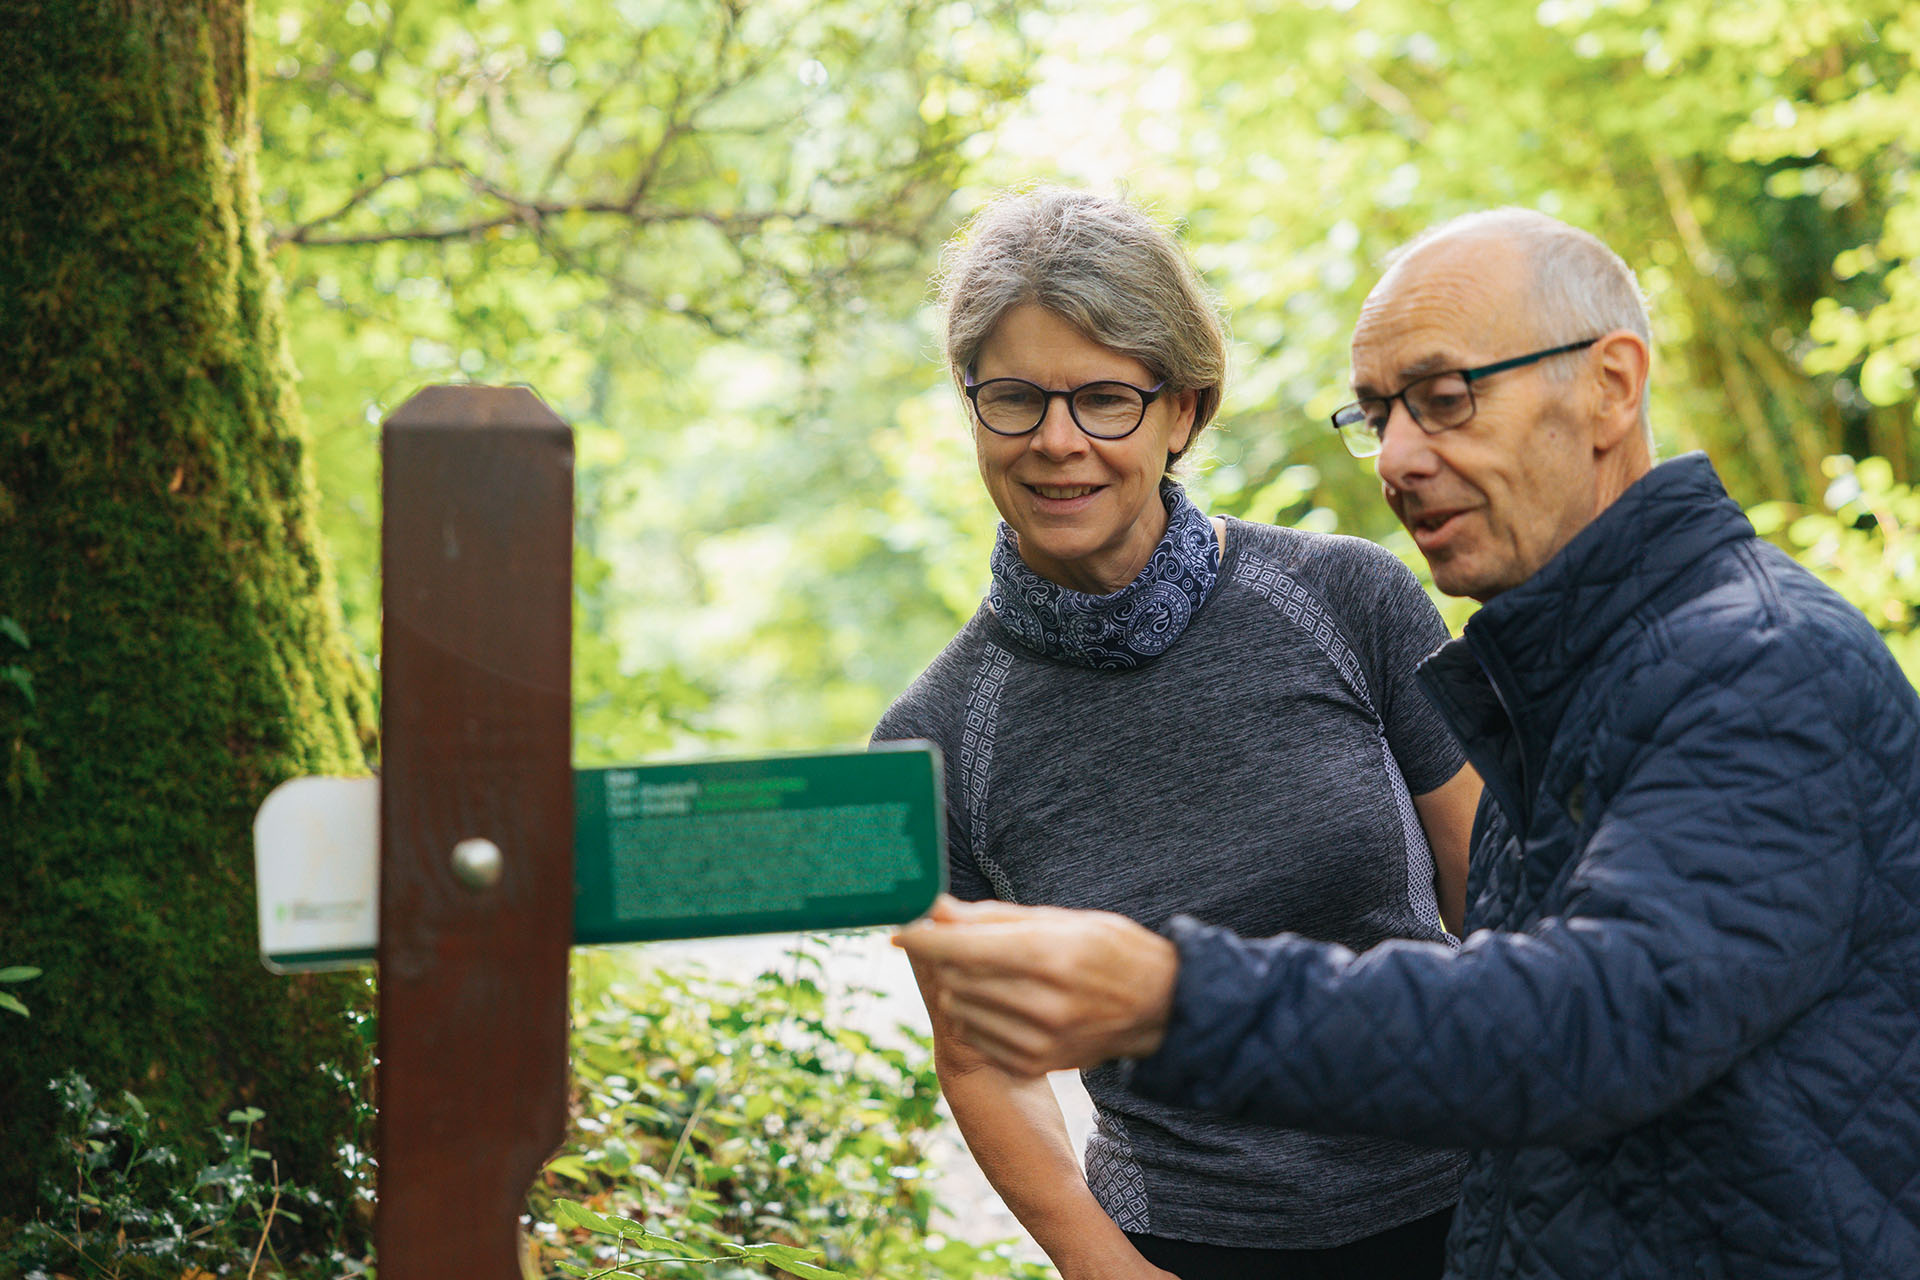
3, 958, 1044, 1279
0, 967, 39, 1021
1, 616, 44, 805
252, 0, 1037, 753
1751, 454, 1920, 683
547, 1197, 848, 1279
0, 1074, 361, 1280
989, 0, 1918, 539
529, 948, 1050, 1279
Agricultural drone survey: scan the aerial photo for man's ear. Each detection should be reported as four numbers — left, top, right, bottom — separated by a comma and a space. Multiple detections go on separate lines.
1590, 329, 1650, 450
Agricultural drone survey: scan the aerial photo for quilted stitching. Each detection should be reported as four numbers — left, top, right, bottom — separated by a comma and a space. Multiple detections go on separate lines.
1128, 456, 1920, 1279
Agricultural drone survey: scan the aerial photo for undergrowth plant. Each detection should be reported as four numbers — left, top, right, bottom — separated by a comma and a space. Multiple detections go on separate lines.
3, 945, 1051, 1279
528, 943, 1051, 1279
0, 964, 38, 1019
1, 1072, 362, 1280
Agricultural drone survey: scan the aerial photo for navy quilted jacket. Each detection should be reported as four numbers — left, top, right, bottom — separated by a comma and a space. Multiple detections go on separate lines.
1130, 454, 1920, 1278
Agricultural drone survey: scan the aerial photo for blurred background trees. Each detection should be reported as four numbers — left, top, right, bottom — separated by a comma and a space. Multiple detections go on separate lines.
263, 0, 1920, 747
255, 0, 1034, 755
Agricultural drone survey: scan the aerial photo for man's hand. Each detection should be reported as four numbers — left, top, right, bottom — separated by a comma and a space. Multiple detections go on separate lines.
893, 895, 1179, 1077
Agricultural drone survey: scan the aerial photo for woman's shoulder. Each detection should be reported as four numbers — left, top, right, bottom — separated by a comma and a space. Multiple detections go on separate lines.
871, 604, 1009, 744
1223, 517, 1416, 595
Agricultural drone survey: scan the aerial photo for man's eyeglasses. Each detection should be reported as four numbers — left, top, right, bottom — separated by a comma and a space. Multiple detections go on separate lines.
1330, 338, 1599, 458
964, 376, 1166, 440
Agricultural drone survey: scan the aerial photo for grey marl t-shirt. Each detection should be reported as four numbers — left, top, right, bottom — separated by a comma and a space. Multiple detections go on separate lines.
873, 517, 1469, 1248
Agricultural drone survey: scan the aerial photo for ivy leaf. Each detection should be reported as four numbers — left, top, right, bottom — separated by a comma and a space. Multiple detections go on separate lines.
2, 666, 33, 706
551, 1198, 616, 1234
770, 1261, 848, 1280
0, 617, 26, 649
602, 1213, 705, 1256
0, 966, 41, 983
542, 1154, 592, 1184
736, 1244, 847, 1279
0, 992, 27, 1017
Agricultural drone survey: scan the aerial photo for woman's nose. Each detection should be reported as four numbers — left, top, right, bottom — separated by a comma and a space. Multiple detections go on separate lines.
1028, 396, 1085, 457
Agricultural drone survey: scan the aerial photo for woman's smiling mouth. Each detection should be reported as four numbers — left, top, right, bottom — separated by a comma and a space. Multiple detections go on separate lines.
1027, 483, 1103, 501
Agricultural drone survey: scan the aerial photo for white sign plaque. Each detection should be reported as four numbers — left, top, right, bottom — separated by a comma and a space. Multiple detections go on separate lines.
252, 776, 379, 973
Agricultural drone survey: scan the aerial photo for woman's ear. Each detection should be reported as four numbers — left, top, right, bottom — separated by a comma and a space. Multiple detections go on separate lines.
1166, 387, 1200, 457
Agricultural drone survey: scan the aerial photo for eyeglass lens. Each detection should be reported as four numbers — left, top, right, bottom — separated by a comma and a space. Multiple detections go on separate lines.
974, 379, 1147, 437
1334, 370, 1475, 457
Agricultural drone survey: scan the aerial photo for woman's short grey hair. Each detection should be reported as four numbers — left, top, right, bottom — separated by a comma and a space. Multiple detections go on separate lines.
937, 187, 1229, 465
1395, 208, 1654, 440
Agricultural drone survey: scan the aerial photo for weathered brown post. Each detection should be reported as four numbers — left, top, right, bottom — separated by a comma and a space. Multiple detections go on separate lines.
377, 386, 574, 1277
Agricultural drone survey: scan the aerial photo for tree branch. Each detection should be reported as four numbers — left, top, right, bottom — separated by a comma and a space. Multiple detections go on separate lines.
275, 198, 904, 249
541, 41, 653, 192
272, 162, 466, 247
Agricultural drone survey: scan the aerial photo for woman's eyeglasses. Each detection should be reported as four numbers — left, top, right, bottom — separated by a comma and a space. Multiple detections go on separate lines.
965, 376, 1167, 440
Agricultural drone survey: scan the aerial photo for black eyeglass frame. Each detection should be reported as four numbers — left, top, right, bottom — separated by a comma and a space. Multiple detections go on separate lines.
963, 374, 1168, 440
1329, 338, 1600, 458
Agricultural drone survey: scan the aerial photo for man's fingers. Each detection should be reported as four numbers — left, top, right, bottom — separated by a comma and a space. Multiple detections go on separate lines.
890, 898, 1059, 955
896, 905, 1179, 1067
902, 893, 1040, 928
894, 919, 1052, 974
935, 963, 1083, 1025
891, 896, 1029, 954
928, 893, 1038, 923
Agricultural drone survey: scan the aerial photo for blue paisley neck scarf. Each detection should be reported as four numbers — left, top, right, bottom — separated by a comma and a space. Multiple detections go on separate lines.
989, 483, 1221, 670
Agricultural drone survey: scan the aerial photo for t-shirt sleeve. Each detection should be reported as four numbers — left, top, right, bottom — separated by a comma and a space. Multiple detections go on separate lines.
872, 690, 997, 902
1346, 542, 1466, 795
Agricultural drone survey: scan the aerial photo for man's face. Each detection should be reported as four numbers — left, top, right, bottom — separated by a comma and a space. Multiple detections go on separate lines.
1353, 240, 1601, 601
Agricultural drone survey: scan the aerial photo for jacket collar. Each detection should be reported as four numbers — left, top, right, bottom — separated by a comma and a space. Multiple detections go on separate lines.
1416, 452, 1755, 827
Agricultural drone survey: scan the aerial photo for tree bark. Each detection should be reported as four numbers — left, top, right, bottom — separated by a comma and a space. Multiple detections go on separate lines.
0, 0, 375, 1223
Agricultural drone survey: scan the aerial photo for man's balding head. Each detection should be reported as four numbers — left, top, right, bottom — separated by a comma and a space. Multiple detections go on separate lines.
1378, 209, 1654, 445
1350, 210, 1654, 600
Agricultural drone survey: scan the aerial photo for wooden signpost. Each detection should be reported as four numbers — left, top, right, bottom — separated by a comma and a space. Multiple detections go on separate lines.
251, 384, 944, 1278
377, 385, 575, 1278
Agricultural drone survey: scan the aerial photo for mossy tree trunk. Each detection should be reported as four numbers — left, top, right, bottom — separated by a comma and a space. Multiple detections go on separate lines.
0, 0, 376, 1219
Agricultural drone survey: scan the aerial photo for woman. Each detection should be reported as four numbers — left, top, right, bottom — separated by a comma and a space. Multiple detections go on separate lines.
872, 188, 1480, 1280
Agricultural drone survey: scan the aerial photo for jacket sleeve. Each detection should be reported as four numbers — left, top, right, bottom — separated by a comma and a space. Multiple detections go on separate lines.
1126, 627, 1869, 1148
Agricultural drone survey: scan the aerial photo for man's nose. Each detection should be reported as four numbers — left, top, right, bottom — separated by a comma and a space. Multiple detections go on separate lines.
1374, 398, 1435, 487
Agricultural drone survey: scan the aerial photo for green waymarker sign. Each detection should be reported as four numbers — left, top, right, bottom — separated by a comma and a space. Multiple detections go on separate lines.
252, 745, 947, 971
573, 745, 945, 944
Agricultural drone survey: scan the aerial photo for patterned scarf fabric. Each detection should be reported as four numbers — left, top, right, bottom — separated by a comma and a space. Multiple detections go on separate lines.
989, 483, 1221, 670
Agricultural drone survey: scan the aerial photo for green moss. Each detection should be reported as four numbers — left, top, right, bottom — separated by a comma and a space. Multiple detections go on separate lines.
0, 0, 376, 1225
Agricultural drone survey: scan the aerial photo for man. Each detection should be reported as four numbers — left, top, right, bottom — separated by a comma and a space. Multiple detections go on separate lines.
897, 209, 1920, 1278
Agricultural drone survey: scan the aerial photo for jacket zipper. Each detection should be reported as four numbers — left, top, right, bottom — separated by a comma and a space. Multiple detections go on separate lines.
1464, 627, 1534, 838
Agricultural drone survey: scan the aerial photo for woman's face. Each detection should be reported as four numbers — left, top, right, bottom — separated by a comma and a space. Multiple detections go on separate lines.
971, 304, 1197, 595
